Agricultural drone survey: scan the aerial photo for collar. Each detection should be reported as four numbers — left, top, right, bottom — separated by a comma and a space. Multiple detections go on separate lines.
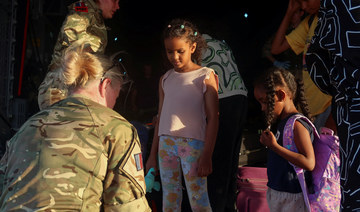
69, 0, 102, 14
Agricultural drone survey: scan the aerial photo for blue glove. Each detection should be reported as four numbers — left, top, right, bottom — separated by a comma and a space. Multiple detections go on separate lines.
273, 60, 291, 69
145, 168, 161, 193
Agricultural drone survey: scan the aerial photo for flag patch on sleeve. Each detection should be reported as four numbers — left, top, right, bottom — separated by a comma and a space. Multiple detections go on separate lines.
134, 153, 143, 171
75, 2, 88, 12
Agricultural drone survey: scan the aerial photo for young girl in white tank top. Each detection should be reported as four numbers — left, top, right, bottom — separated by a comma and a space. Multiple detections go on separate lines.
145, 19, 219, 212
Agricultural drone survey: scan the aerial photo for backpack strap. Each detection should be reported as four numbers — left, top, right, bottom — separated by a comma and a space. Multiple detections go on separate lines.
283, 114, 318, 212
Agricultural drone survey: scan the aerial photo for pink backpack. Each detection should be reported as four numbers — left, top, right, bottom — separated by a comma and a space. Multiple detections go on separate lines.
283, 114, 341, 212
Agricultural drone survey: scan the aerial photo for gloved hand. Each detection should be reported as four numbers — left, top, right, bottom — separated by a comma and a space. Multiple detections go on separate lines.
273, 60, 291, 70
145, 167, 161, 193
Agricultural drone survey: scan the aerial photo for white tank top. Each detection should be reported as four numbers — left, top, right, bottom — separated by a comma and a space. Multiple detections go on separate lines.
158, 67, 218, 141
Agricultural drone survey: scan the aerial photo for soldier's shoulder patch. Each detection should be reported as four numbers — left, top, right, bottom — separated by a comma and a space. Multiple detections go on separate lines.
74, 2, 88, 12
134, 153, 143, 171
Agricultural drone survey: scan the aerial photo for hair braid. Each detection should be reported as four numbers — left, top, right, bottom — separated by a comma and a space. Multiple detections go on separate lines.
254, 67, 312, 127
265, 74, 276, 127
295, 79, 313, 121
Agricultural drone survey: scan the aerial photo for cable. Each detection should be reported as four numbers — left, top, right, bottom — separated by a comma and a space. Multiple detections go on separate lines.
17, 0, 30, 96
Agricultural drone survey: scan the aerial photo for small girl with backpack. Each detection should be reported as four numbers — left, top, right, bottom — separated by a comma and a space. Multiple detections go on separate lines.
254, 68, 341, 212
254, 67, 314, 211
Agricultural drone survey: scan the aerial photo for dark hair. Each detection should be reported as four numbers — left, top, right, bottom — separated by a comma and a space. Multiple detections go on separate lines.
254, 67, 312, 127
162, 18, 207, 64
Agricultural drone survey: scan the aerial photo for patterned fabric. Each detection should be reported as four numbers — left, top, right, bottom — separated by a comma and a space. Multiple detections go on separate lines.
38, 0, 108, 110
267, 187, 308, 212
201, 34, 247, 99
283, 114, 340, 212
285, 15, 332, 116
38, 67, 69, 110
305, 1, 360, 210
158, 135, 211, 212
0, 95, 150, 211
51, 0, 107, 68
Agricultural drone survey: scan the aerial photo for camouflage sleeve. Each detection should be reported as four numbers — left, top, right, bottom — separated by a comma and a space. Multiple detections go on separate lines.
102, 120, 148, 211
0, 142, 9, 195
62, 13, 103, 53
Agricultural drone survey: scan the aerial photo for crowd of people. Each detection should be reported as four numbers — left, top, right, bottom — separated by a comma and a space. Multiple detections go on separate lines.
0, 0, 359, 211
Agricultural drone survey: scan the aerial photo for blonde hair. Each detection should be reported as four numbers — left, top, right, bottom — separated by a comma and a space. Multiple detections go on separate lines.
61, 42, 125, 90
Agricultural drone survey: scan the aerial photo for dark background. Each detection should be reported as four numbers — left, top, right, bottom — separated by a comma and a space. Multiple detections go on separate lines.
9, 0, 289, 126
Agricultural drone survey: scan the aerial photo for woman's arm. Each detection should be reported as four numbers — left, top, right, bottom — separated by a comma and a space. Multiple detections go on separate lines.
260, 121, 315, 171
62, 13, 104, 53
198, 72, 219, 177
271, 0, 300, 55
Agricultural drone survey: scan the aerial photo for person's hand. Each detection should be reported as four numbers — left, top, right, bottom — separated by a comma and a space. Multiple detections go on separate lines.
274, 60, 291, 69
197, 152, 212, 177
259, 129, 278, 149
287, 0, 301, 15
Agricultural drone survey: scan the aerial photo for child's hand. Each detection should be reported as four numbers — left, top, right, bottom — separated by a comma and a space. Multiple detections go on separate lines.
259, 129, 277, 149
145, 155, 158, 174
197, 152, 212, 177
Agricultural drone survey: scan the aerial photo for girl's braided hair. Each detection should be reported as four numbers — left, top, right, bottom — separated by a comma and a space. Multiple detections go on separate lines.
254, 67, 312, 127
162, 18, 207, 64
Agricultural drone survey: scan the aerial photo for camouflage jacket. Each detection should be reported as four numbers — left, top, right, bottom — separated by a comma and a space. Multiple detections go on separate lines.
0, 94, 150, 211
49, 0, 108, 70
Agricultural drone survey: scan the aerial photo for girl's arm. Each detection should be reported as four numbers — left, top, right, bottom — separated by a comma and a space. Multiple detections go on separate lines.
145, 75, 164, 173
260, 121, 315, 171
198, 72, 219, 177
271, 0, 300, 55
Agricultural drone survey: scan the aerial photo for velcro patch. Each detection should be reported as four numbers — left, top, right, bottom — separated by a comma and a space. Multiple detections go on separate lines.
134, 153, 143, 171
75, 2, 88, 12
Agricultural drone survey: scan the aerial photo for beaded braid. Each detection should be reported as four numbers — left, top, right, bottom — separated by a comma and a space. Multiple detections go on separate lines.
162, 18, 207, 64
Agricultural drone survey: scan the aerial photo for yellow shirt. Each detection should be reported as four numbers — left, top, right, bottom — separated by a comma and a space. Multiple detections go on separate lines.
286, 15, 332, 116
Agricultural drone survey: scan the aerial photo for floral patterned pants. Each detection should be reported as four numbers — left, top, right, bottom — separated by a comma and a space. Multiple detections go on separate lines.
158, 135, 212, 212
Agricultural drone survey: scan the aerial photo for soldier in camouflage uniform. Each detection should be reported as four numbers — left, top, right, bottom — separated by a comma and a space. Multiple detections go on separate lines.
38, 0, 120, 110
0, 45, 151, 211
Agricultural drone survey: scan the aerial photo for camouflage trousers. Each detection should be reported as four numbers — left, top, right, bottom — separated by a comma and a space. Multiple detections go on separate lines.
38, 69, 68, 110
